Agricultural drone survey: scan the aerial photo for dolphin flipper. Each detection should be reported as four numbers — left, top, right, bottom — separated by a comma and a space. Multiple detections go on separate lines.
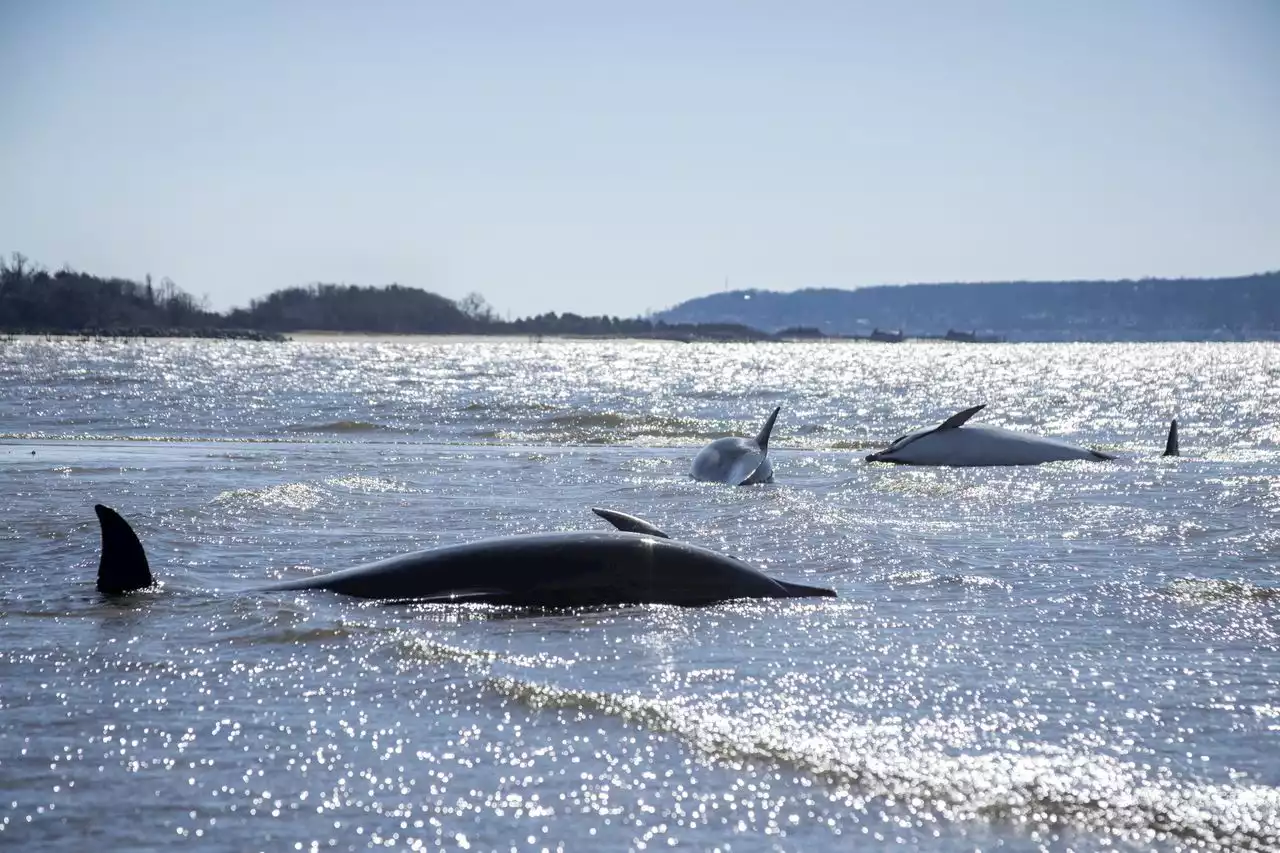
755, 406, 782, 452
94, 504, 154, 595
728, 449, 768, 486
937, 404, 986, 431
592, 507, 670, 539
1163, 419, 1179, 457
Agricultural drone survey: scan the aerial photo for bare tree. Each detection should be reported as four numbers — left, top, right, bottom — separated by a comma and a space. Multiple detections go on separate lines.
7, 251, 29, 277
457, 291, 495, 322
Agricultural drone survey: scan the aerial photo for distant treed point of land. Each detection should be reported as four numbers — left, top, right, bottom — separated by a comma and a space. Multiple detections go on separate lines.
2, 251, 1278, 343
0, 252, 766, 342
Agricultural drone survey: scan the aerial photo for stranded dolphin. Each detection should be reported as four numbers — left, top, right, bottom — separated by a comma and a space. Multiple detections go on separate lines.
691, 406, 781, 485
864, 404, 1180, 467
92, 504, 835, 606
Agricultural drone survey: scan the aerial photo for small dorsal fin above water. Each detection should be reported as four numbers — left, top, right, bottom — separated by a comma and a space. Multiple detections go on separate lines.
937, 404, 986, 431
1163, 419, 1179, 457
591, 507, 671, 539
755, 406, 782, 452
94, 504, 154, 595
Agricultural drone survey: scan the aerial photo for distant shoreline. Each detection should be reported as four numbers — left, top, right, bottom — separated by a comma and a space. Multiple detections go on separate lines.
6, 252, 1278, 344
286, 331, 682, 344
1, 330, 687, 345
1, 330, 685, 345
3, 329, 996, 345
8, 329, 1268, 345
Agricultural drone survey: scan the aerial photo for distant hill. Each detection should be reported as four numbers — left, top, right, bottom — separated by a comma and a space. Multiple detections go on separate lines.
655, 273, 1280, 341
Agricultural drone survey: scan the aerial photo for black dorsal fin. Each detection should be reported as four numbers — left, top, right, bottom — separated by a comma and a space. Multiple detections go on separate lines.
755, 406, 782, 452
591, 507, 670, 539
937, 404, 986, 431
94, 504, 154, 594
1163, 419, 1179, 457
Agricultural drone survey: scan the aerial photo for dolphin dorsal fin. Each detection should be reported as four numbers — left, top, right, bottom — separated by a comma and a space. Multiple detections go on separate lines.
755, 406, 782, 452
937, 404, 986, 431
1163, 419, 1179, 457
591, 507, 670, 539
94, 504, 154, 594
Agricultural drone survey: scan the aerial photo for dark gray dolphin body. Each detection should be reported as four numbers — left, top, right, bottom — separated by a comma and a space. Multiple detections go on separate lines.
691, 406, 781, 485
93, 504, 835, 607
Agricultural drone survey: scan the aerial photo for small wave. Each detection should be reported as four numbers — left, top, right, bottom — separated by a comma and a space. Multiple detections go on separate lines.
536, 412, 717, 444
324, 474, 413, 493
887, 569, 1012, 592
1161, 578, 1280, 604
395, 634, 573, 670
400, 636, 503, 666
212, 482, 328, 511
233, 625, 356, 646
466, 428, 520, 441
488, 677, 1280, 850
284, 420, 389, 434
85, 372, 141, 386
50, 464, 126, 475
461, 400, 557, 413
831, 439, 884, 451
0, 433, 308, 444
871, 472, 998, 500
545, 412, 630, 429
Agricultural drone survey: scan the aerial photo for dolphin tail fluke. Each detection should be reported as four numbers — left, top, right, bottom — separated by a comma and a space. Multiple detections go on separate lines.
1163, 419, 1179, 457
94, 504, 154, 595
591, 507, 670, 539
755, 406, 782, 453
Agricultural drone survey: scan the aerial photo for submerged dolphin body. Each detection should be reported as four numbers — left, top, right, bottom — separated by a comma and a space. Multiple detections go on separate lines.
691, 406, 781, 485
92, 504, 835, 606
864, 404, 1180, 467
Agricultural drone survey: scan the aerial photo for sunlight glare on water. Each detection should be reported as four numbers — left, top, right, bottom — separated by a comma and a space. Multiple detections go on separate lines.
1, 338, 1279, 851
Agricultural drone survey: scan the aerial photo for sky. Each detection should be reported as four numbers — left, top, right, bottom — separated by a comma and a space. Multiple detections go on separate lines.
1, 1, 1277, 319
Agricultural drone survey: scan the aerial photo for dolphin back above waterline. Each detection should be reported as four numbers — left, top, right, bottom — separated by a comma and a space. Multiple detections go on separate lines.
691, 406, 782, 485
92, 504, 835, 607
864, 404, 1180, 467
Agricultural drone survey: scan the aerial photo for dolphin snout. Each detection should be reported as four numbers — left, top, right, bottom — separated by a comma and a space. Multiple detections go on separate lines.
865, 453, 883, 463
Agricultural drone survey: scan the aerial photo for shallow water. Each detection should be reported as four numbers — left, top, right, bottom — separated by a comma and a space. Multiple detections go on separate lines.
1, 338, 1278, 851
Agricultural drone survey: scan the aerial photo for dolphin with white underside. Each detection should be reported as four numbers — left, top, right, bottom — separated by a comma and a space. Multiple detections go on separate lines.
864, 404, 1180, 467
691, 406, 781, 485
92, 504, 835, 606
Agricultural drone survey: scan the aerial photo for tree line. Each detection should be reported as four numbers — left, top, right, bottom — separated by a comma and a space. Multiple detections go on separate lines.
0, 252, 769, 342
0, 252, 227, 333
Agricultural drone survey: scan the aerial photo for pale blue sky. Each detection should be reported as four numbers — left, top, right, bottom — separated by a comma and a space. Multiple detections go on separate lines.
2, 1, 1277, 318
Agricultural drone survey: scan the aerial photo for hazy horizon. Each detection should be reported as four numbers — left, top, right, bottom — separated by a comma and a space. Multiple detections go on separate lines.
2, 1, 1277, 319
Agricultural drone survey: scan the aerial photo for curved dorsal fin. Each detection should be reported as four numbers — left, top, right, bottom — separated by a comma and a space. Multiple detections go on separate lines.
755, 406, 782, 452
1163, 419, 1179, 457
937, 404, 986, 431
591, 507, 670, 539
94, 504, 154, 594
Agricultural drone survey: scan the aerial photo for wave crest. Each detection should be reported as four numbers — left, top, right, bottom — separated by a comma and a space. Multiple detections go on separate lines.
1162, 578, 1280, 604
487, 676, 1280, 850
284, 420, 389, 433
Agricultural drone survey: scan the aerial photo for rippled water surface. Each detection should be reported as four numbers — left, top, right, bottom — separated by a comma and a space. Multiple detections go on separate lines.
2, 338, 1279, 852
